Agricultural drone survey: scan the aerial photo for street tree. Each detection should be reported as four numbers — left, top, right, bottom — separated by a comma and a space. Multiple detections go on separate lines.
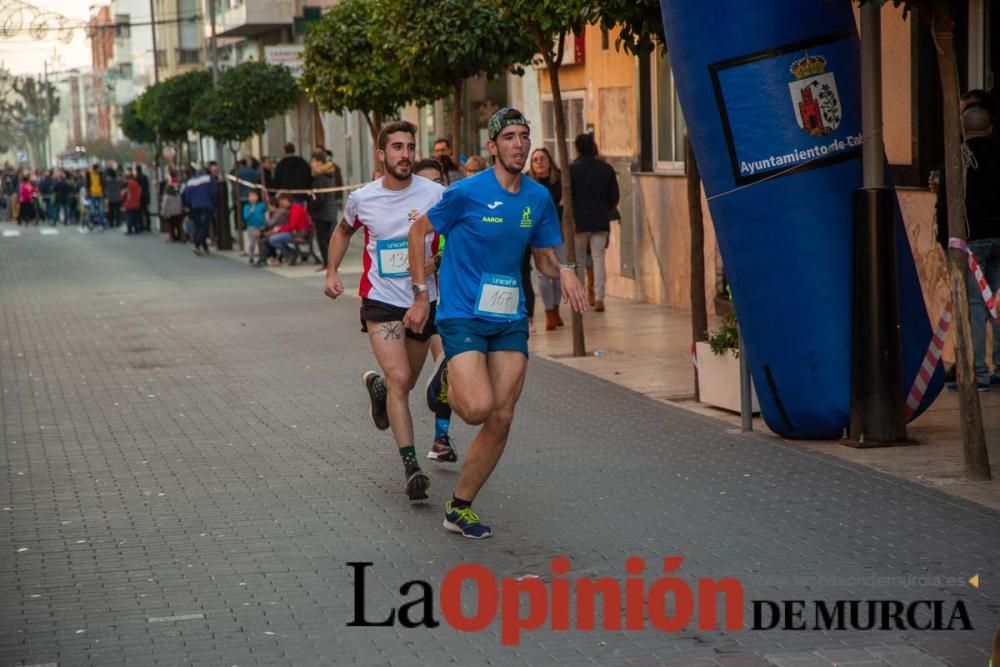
374, 0, 535, 154
593, 0, 709, 394
860, 0, 989, 480
193, 61, 299, 165
593, 0, 664, 55
121, 99, 157, 146
0, 72, 60, 168
503, 0, 596, 357
302, 0, 439, 148
140, 70, 212, 165
191, 62, 297, 252
217, 61, 299, 141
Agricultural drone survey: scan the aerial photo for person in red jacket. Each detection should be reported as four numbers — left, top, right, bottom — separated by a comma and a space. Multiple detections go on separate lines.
263, 192, 311, 264
122, 170, 143, 234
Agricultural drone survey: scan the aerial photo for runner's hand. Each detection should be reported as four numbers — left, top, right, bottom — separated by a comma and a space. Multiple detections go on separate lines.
403, 299, 430, 334
561, 270, 589, 313
324, 272, 344, 300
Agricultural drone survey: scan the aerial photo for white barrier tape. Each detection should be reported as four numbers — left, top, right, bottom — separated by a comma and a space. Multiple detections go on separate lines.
948, 237, 999, 324
904, 301, 953, 416
225, 173, 367, 196
904, 236, 999, 415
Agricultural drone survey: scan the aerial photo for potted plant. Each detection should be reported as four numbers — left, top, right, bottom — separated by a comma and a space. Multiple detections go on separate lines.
695, 311, 760, 413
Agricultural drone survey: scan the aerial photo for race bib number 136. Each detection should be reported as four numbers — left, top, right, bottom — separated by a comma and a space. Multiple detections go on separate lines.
376, 238, 409, 278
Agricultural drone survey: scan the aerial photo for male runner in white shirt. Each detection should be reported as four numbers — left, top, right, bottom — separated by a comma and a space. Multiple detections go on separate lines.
324, 120, 443, 501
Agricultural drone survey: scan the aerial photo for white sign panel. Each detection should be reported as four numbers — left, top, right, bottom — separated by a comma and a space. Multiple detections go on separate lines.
265, 45, 306, 80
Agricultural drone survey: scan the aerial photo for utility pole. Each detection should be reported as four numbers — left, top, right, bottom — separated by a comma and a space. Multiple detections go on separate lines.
206, 0, 232, 249
148, 0, 162, 230
848, 3, 906, 446
43, 60, 51, 168
149, 0, 160, 85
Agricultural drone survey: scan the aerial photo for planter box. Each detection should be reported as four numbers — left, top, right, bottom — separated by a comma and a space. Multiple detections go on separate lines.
695, 341, 760, 414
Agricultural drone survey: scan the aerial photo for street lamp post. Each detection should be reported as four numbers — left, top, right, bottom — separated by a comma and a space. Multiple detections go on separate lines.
848, 3, 907, 446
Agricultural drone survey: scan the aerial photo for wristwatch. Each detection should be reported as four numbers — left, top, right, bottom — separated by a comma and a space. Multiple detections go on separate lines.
412, 283, 429, 296
559, 262, 577, 272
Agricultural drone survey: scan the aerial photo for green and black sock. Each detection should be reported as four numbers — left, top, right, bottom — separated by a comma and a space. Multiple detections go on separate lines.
399, 445, 418, 470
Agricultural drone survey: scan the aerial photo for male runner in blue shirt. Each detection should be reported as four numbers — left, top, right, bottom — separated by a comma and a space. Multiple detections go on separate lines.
404, 108, 588, 538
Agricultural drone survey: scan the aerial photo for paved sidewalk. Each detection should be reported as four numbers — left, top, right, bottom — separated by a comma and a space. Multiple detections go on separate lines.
526, 297, 1000, 512
2, 224, 998, 666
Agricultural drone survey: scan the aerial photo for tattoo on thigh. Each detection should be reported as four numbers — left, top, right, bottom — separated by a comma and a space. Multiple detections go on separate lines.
379, 322, 402, 341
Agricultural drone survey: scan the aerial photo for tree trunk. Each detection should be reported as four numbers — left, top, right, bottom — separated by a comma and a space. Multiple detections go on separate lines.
313, 105, 325, 148
452, 79, 463, 159
544, 32, 586, 357
933, 2, 991, 480
231, 147, 244, 252
364, 111, 382, 177
686, 137, 708, 400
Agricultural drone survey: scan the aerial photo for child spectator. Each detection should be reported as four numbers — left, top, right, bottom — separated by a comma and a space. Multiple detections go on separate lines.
242, 189, 268, 265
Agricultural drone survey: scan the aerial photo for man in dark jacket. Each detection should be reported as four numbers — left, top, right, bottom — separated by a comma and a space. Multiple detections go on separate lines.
274, 143, 312, 204
104, 167, 124, 228
53, 171, 75, 225
957, 106, 1000, 388
182, 168, 219, 255
308, 149, 344, 270
37, 170, 54, 222
570, 133, 619, 312
135, 165, 151, 231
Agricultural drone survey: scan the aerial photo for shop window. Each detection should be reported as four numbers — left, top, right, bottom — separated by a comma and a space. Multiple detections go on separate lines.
541, 92, 585, 166
651, 48, 686, 171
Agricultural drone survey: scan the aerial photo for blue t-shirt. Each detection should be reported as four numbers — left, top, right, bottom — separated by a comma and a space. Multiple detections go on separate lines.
428, 168, 562, 322
243, 201, 267, 229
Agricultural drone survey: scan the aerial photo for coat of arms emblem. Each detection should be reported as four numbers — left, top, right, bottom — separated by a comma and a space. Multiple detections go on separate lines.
788, 54, 841, 137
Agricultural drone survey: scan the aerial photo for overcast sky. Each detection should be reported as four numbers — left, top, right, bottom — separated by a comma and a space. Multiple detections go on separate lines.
0, 0, 95, 77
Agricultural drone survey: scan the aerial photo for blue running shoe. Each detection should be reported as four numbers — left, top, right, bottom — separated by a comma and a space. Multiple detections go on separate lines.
444, 501, 493, 539
425, 355, 449, 416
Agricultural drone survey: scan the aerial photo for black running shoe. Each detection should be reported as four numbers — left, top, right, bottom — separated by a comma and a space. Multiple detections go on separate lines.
427, 435, 458, 463
362, 370, 390, 430
404, 465, 430, 501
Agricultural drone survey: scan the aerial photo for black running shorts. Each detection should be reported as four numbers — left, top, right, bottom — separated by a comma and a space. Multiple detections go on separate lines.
360, 297, 437, 341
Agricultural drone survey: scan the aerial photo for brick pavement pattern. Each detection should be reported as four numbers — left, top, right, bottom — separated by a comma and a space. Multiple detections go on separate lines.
1, 224, 998, 666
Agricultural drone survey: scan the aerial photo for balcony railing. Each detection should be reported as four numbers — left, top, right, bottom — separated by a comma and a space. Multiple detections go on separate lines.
210, 0, 294, 39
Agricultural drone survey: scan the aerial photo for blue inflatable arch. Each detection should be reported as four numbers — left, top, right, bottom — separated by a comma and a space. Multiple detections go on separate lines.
658, 1, 943, 438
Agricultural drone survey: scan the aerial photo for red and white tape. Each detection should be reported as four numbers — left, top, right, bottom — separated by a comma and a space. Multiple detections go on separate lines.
904, 237, 998, 415
904, 301, 953, 416
948, 237, 999, 324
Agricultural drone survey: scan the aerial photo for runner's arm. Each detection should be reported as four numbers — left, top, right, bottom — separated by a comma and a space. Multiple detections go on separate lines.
407, 214, 435, 290
532, 246, 589, 314
327, 217, 356, 274
324, 217, 357, 300
531, 246, 572, 279
402, 214, 436, 334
